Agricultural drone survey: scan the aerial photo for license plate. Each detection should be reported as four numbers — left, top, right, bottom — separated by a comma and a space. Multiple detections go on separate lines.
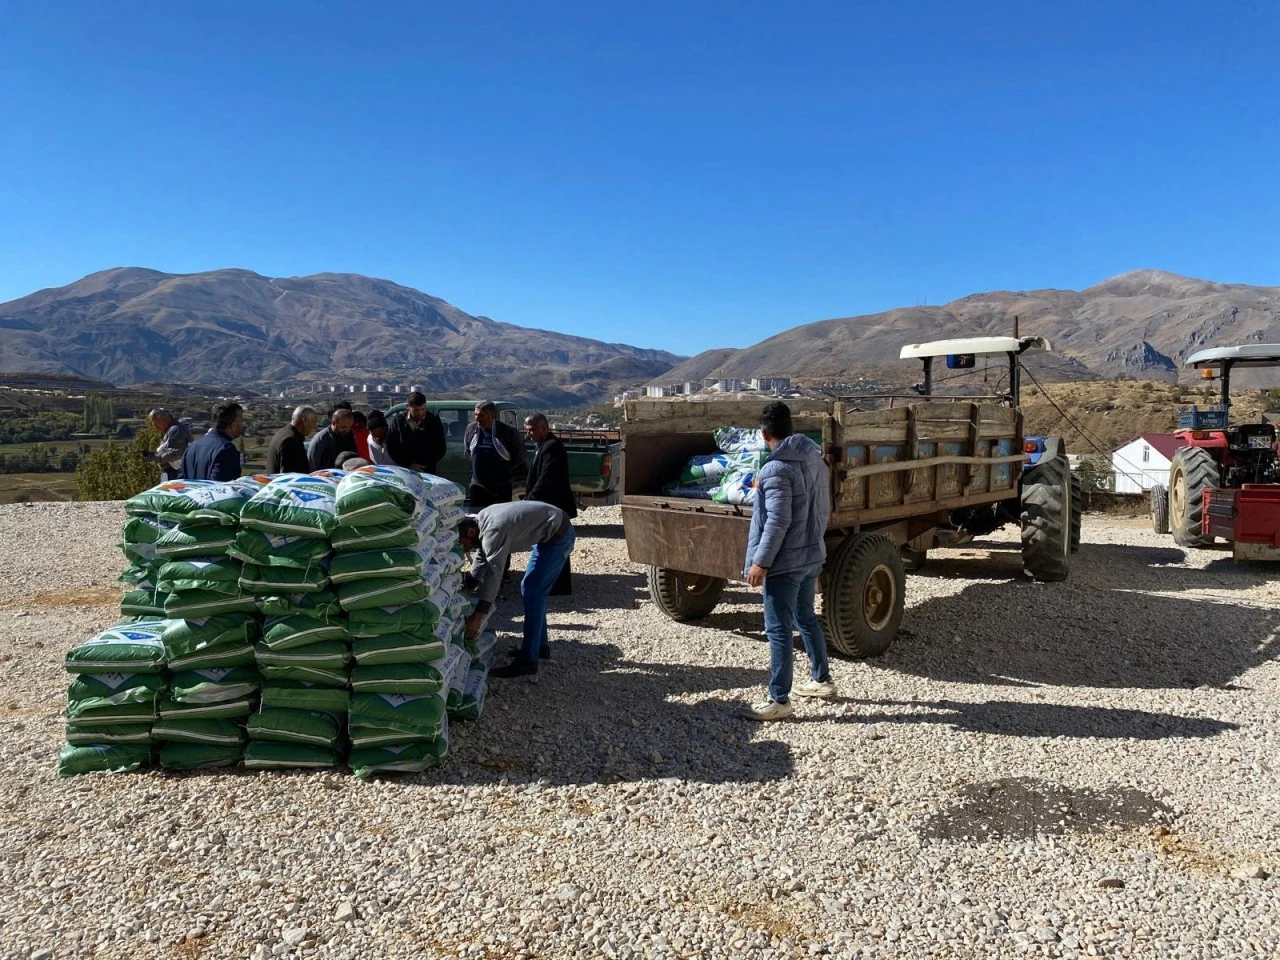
1248, 435, 1272, 449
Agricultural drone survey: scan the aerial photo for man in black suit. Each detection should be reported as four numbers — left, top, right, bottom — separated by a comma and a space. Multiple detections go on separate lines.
523, 413, 576, 595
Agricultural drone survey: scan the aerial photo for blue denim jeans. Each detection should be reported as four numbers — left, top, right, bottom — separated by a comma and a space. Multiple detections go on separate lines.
762, 562, 830, 703
518, 527, 577, 663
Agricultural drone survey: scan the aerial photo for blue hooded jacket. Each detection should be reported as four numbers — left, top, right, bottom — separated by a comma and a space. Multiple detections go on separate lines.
744, 433, 831, 577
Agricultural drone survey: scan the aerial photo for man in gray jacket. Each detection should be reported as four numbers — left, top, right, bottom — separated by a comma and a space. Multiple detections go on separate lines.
149, 408, 192, 481
458, 501, 575, 678
742, 401, 835, 720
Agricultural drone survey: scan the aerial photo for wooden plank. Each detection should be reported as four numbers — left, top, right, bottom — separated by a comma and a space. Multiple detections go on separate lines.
621, 504, 750, 581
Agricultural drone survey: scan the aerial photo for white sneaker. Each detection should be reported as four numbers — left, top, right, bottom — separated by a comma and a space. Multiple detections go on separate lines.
793, 679, 837, 700
743, 698, 794, 721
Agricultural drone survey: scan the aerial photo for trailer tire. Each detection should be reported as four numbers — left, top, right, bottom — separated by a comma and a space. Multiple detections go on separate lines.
899, 545, 928, 571
820, 534, 905, 658
1021, 454, 1071, 582
1169, 447, 1217, 548
647, 566, 726, 622
1069, 473, 1083, 552
1150, 483, 1170, 535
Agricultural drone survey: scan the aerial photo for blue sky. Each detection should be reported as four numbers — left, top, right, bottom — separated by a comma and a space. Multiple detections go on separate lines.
1, 1, 1277, 356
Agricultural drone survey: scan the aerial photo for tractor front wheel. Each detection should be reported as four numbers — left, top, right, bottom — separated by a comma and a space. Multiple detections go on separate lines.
1150, 483, 1170, 535
1021, 454, 1072, 581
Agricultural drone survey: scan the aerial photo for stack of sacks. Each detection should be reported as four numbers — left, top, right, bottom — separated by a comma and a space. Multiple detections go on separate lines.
126, 480, 264, 770
336, 466, 465, 777
236, 473, 347, 770
118, 516, 175, 618
663, 428, 769, 505
59, 620, 168, 776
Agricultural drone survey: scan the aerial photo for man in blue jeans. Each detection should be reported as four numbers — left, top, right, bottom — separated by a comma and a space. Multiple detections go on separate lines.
458, 501, 576, 678
743, 401, 835, 720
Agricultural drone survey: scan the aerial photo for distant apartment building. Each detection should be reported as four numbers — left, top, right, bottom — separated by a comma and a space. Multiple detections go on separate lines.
750, 377, 791, 393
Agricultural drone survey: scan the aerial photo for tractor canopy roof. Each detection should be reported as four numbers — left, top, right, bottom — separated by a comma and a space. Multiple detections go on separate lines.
899, 335, 1051, 361
1185, 344, 1280, 369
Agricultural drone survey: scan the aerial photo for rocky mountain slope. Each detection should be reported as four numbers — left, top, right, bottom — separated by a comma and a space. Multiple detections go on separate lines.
0, 268, 683, 406
660, 270, 1280, 387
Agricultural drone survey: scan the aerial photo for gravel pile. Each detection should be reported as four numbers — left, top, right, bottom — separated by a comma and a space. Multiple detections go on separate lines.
1, 502, 1277, 959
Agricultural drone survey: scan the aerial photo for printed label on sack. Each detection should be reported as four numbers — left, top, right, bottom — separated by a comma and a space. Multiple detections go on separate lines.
194, 668, 234, 681
94, 672, 136, 691
376, 693, 431, 707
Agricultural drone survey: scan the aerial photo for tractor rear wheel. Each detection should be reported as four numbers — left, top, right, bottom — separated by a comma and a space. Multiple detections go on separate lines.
1021, 454, 1071, 581
820, 534, 905, 658
1169, 447, 1217, 547
1150, 483, 1170, 535
1070, 473, 1083, 552
647, 567, 726, 621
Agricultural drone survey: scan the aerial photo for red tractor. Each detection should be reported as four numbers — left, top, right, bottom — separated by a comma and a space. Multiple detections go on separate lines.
1152, 344, 1280, 558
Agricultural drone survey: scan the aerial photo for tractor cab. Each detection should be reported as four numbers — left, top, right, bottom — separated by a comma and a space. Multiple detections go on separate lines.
895, 335, 1078, 567
1182, 345, 1280, 488
899, 335, 1052, 408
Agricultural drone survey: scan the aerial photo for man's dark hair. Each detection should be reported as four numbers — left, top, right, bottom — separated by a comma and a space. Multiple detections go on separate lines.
475, 400, 497, 415
335, 451, 360, 467
458, 517, 480, 542
333, 401, 353, 412
407, 391, 427, 407
351, 411, 368, 428
761, 401, 793, 440
368, 410, 387, 430
213, 402, 243, 432
525, 413, 549, 430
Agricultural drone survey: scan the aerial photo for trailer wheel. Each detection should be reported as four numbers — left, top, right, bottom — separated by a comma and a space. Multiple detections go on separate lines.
1150, 483, 1170, 535
1169, 447, 1217, 548
1069, 473, 1083, 553
820, 534, 905, 658
900, 545, 928, 571
647, 566, 726, 621
1021, 454, 1071, 582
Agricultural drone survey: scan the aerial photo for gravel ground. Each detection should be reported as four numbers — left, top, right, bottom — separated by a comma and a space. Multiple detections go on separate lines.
0, 502, 1277, 960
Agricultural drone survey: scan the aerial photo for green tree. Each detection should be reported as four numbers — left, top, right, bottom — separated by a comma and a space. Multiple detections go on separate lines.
82, 395, 116, 433
77, 426, 161, 500
1076, 455, 1113, 495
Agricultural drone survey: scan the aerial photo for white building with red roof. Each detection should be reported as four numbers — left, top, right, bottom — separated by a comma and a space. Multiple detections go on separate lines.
1112, 433, 1189, 494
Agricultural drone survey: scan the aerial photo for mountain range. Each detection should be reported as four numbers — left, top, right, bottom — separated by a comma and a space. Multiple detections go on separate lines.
657, 270, 1280, 388
0, 268, 682, 407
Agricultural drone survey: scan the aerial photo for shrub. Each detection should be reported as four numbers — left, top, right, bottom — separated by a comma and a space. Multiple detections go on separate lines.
77, 426, 161, 501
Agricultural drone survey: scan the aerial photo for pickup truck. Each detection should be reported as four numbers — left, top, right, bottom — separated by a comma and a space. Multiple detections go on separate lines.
382, 399, 622, 505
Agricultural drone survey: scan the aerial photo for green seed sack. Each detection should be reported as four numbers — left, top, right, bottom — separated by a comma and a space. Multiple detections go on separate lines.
349, 737, 448, 778
259, 681, 350, 714
149, 717, 247, 746
153, 524, 239, 560
57, 743, 152, 777
125, 479, 261, 526
158, 741, 244, 771
334, 465, 435, 527
66, 621, 169, 675
164, 589, 260, 620
162, 615, 261, 658
239, 475, 339, 539
247, 707, 343, 748
261, 616, 348, 651
157, 557, 245, 596
227, 529, 333, 569
239, 563, 330, 595
255, 589, 343, 620
169, 666, 261, 704
243, 741, 340, 770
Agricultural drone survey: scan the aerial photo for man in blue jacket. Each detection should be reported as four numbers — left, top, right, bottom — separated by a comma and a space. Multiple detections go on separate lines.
181, 402, 244, 482
742, 401, 835, 720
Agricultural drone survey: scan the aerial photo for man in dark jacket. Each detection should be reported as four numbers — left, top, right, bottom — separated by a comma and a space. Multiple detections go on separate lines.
386, 391, 446, 475
266, 405, 318, 474
523, 413, 575, 596
742, 401, 834, 721
308, 408, 355, 471
464, 400, 526, 510
182, 403, 244, 482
